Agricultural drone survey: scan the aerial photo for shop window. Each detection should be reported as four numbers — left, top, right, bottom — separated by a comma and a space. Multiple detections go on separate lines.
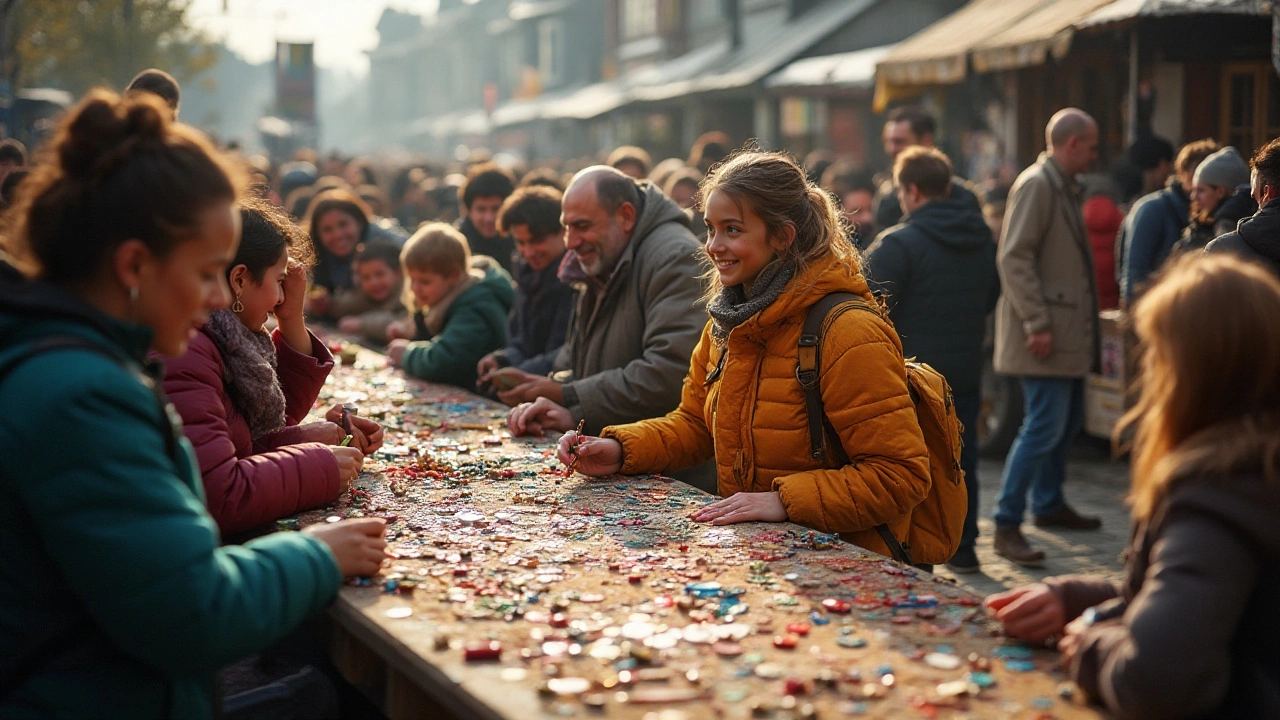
1220, 63, 1280, 157
622, 0, 658, 40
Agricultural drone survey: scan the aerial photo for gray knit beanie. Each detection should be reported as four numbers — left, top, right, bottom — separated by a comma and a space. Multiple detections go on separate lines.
1192, 146, 1250, 189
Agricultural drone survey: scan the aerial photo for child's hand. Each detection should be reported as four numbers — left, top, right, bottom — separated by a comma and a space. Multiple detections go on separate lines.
386, 339, 410, 367
276, 258, 308, 324
507, 397, 573, 436
690, 492, 788, 525
476, 352, 502, 379
385, 319, 414, 341
338, 316, 362, 334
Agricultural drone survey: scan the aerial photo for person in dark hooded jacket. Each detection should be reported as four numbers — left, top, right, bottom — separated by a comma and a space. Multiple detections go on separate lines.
1206, 137, 1280, 277
865, 146, 999, 574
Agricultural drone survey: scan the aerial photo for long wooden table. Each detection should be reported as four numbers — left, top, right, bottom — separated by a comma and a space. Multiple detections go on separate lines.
297, 343, 1104, 719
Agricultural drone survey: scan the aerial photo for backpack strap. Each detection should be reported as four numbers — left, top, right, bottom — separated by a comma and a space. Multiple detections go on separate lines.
797, 292, 858, 463
799, 292, 915, 567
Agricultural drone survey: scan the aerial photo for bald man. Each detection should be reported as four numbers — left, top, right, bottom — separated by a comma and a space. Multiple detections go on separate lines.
992, 108, 1102, 567
498, 166, 706, 447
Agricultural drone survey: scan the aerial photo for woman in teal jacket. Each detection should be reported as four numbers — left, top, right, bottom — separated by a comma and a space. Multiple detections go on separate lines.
0, 90, 387, 719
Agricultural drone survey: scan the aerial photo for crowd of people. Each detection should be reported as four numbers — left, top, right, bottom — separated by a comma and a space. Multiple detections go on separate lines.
0, 67, 1277, 720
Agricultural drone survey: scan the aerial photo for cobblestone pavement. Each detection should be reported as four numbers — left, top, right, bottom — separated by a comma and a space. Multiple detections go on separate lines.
937, 439, 1133, 598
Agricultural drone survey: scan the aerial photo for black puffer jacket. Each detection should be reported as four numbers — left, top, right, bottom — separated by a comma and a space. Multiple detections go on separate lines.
1206, 198, 1280, 277
864, 194, 999, 394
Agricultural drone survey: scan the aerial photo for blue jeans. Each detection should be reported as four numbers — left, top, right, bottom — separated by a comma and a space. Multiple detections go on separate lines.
953, 388, 981, 550
993, 377, 1085, 528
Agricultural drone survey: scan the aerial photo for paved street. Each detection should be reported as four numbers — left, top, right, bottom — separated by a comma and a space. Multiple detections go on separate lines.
937, 439, 1133, 597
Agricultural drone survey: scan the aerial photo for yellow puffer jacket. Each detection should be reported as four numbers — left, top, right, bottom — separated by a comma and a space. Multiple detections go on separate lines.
601, 251, 931, 557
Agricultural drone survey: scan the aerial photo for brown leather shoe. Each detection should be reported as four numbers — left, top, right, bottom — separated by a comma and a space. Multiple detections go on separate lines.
1033, 505, 1102, 530
993, 526, 1046, 567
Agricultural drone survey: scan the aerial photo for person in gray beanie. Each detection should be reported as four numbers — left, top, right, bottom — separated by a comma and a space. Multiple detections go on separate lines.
1175, 146, 1256, 253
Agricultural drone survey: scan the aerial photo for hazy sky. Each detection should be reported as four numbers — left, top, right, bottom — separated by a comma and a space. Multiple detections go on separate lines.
187, 0, 442, 75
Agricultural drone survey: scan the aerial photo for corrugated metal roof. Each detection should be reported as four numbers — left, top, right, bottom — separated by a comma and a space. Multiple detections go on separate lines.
633, 0, 880, 101
764, 44, 896, 90
876, 0, 1043, 86
1077, 0, 1268, 28
971, 0, 1117, 73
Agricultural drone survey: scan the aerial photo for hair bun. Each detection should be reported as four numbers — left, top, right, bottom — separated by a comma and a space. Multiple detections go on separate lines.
58, 89, 168, 179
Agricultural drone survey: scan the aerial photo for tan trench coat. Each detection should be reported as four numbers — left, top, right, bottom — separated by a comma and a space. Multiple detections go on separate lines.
994, 153, 1099, 378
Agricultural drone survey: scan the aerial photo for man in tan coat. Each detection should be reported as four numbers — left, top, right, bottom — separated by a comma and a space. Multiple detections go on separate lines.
992, 109, 1102, 567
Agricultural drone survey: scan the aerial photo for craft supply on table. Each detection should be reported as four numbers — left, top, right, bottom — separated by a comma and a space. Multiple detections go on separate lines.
293, 339, 1101, 719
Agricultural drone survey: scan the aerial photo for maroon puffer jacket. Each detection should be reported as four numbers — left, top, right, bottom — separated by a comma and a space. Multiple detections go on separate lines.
162, 326, 341, 536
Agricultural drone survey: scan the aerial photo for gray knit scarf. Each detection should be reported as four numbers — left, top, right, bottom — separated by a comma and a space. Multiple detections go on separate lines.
203, 309, 287, 440
707, 259, 796, 343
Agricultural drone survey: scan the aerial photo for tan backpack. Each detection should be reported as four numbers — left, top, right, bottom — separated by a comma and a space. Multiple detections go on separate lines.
798, 293, 967, 566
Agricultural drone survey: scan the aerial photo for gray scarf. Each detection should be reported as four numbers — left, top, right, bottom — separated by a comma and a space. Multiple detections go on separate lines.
203, 309, 287, 440
708, 260, 796, 343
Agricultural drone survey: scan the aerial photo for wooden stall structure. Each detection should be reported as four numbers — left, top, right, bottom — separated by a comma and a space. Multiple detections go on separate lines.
295, 343, 1105, 719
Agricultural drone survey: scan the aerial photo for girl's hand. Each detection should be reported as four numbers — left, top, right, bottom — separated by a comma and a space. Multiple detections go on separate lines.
294, 420, 346, 446
387, 339, 409, 367
690, 492, 788, 525
329, 446, 365, 488
555, 431, 622, 476
338, 316, 362, 334
984, 583, 1066, 643
303, 517, 386, 577
277, 258, 308, 324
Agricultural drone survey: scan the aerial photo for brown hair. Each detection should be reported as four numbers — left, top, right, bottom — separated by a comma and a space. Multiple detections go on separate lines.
304, 188, 371, 252
607, 145, 652, 177
1174, 138, 1220, 176
497, 185, 563, 239
232, 194, 315, 283
698, 148, 854, 301
3, 89, 242, 284
458, 162, 515, 210
1118, 253, 1280, 520
893, 146, 952, 199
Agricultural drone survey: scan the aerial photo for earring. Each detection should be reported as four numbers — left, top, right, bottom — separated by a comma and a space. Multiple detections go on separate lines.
231, 293, 244, 313
129, 286, 139, 303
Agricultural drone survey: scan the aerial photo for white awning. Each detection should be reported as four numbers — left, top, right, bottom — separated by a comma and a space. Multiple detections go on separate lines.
765, 45, 896, 91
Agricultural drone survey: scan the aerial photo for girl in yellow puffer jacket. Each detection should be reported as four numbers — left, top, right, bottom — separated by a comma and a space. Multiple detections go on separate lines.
556, 150, 932, 558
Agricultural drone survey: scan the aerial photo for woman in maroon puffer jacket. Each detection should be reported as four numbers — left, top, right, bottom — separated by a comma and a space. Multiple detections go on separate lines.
163, 197, 384, 537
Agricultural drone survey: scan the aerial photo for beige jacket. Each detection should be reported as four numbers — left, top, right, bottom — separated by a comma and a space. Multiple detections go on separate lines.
994, 153, 1098, 378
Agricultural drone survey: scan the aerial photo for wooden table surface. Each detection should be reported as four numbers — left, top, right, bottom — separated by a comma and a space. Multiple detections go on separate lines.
296, 343, 1104, 720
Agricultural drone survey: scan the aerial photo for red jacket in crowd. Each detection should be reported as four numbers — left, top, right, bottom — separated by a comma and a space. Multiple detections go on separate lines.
1083, 195, 1123, 310
163, 327, 341, 536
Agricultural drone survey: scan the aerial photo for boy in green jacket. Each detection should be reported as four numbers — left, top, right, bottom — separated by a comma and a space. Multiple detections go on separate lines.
387, 223, 514, 388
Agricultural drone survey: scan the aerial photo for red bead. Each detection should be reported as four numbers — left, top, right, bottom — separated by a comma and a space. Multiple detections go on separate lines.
464, 641, 501, 661
550, 613, 569, 628
653, 595, 674, 608
821, 598, 852, 614
773, 634, 799, 649
785, 622, 811, 636
783, 677, 808, 696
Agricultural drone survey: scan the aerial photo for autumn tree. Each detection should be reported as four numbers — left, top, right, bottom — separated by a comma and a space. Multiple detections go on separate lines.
5, 0, 216, 95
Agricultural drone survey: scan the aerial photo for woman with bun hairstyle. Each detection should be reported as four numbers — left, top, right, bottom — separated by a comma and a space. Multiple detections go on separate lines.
0, 90, 385, 719
987, 254, 1280, 719
162, 194, 384, 538
552, 150, 931, 556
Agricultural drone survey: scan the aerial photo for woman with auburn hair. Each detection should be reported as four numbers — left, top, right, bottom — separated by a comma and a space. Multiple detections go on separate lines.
541, 149, 931, 559
986, 253, 1280, 719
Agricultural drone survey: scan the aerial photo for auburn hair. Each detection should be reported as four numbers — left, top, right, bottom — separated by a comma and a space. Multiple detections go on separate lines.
1118, 253, 1280, 519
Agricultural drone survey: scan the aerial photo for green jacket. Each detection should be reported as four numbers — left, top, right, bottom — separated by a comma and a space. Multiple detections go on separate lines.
402, 264, 514, 388
0, 282, 342, 720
